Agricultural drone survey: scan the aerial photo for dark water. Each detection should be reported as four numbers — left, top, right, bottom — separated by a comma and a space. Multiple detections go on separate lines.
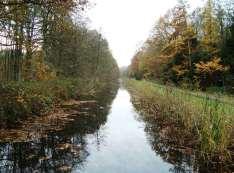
0, 88, 216, 173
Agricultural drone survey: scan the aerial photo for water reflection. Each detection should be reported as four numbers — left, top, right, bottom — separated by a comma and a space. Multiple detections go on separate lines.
144, 123, 197, 173
0, 87, 231, 173
0, 85, 118, 173
73, 89, 173, 173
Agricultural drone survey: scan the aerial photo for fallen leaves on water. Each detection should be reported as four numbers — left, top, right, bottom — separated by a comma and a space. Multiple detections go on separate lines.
39, 156, 51, 162
57, 165, 72, 172
56, 143, 72, 150
0, 99, 100, 143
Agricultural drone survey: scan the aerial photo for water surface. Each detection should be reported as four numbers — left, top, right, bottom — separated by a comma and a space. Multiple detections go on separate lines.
77, 89, 173, 173
0, 88, 198, 173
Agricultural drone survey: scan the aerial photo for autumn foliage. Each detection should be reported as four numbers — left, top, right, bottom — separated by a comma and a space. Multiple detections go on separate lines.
129, 0, 234, 92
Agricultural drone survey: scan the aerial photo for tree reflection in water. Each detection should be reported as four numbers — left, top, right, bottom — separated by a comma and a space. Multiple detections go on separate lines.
0, 85, 119, 173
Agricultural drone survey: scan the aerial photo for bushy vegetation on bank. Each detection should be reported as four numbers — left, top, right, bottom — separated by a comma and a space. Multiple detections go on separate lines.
0, 77, 119, 127
0, 79, 76, 125
126, 79, 234, 160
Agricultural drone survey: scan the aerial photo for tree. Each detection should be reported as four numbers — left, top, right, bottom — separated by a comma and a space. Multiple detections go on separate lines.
195, 57, 228, 89
128, 0, 233, 91
201, 0, 220, 54
0, 0, 87, 81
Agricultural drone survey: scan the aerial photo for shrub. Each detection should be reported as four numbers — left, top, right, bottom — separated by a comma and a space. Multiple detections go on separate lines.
0, 79, 80, 125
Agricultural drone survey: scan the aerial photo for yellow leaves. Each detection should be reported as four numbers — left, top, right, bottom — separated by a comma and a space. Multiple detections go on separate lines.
195, 57, 229, 75
16, 96, 24, 103
58, 165, 72, 172
56, 143, 72, 150
34, 61, 56, 81
22, 51, 57, 81
172, 64, 189, 77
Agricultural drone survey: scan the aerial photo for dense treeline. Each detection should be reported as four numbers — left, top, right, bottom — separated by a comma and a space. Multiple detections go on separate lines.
0, 0, 119, 125
45, 22, 119, 81
129, 0, 234, 92
0, 0, 78, 80
0, 0, 118, 82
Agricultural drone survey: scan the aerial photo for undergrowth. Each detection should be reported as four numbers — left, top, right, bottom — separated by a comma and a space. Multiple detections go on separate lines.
0, 78, 113, 126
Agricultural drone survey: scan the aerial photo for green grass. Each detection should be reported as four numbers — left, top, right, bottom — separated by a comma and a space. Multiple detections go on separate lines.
126, 79, 234, 159
150, 80, 234, 114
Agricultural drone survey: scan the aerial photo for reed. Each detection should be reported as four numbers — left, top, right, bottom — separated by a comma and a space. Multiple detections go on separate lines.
126, 79, 234, 159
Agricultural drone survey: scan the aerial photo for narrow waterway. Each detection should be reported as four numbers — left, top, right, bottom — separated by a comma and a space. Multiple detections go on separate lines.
0, 88, 196, 173
77, 88, 173, 173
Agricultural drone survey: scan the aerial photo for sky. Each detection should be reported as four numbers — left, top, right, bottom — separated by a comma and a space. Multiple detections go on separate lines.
87, 0, 204, 67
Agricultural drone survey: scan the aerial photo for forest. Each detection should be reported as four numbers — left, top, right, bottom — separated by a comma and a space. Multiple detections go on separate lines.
129, 0, 234, 92
0, 0, 119, 126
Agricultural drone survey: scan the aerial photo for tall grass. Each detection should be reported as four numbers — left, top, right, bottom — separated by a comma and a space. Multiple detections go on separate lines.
126, 79, 234, 159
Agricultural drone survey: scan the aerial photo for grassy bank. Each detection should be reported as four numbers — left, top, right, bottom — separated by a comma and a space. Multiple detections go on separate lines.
125, 79, 234, 160
0, 78, 117, 127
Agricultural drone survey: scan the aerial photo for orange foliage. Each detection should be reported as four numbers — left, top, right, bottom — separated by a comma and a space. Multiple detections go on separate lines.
26, 51, 57, 81
195, 57, 229, 75
172, 64, 189, 77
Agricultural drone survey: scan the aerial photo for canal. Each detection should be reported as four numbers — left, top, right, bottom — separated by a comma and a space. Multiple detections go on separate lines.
0, 88, 203, 173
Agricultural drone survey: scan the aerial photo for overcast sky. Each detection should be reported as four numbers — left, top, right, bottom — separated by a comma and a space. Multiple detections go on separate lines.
87, 0, 204, 67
